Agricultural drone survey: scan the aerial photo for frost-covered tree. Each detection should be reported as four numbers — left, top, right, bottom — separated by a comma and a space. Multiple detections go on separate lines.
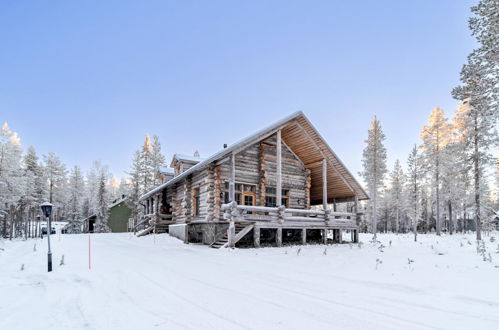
420, 108, 452, 236
0, 123, 23, 237
94, 169, 110, 233
67, 166, 85, 233
140, 135, 155, 192
360, 116, 387, 239
388, 160, 405, 233
151, 135, 166, 186
406, 145, 423, 241
127, 150, 143, 225
22, 146, 45, 206
451, 0, 498, 240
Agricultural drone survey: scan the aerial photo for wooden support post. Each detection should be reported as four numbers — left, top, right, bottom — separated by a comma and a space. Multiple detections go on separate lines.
302, 228, 307, 245
354, 229, 359, 243
276, 130, 282, 206
229, 153, 235, 203
228, 202, 236, 248
322, 158, 328, 211
338, 229, 343, 243
276, 227, 282, 247
323, 229, 328, 245
254, 226, 260, 248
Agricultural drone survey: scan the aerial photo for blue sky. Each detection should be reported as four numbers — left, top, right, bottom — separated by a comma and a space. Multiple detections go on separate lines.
0, 0, 476, 180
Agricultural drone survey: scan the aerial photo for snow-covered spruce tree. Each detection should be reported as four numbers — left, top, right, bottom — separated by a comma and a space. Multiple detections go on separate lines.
22, 146, 45, 206
388, 159, 405, 233
94, 168, 110, 233
127, 150, 142, 224
151, 135, 166, 186
360, 116, 387, 240
67, 166, 85, 233
406, 145, 423, 241
420, 108, 452, 236
140, 135, 155, 193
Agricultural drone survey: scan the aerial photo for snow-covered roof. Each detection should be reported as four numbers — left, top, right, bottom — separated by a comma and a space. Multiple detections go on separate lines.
141, 111, 304, 201
171, 154, 206, 164
140, 111, 369, 202
108, 196, 128, 209
158, 167, 175, 174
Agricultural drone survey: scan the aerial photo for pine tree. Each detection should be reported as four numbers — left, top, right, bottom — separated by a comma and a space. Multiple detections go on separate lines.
406, 145, 423, 241
451, 0, 498, 240
360, 116, 388, 240
67, 166, 85, 233
151, 135, 166, 186
420, 107, 452, 235
388, 160, 405, 233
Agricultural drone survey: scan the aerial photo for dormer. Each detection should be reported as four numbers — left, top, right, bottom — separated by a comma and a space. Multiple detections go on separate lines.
156, 167, 175, 184
170, 152, 205, 175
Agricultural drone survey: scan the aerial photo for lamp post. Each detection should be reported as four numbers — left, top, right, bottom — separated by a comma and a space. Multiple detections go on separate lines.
40, 202, 53, 272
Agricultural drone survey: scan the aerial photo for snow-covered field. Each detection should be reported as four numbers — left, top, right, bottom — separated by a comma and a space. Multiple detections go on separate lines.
1, 232, 498, 330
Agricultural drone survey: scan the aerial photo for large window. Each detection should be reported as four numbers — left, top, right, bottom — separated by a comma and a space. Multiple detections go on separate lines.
265, 187, 289, 207
223, 182, 256, 206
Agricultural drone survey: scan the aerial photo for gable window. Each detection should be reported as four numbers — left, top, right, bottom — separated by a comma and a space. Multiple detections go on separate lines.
265, 187, 289, 207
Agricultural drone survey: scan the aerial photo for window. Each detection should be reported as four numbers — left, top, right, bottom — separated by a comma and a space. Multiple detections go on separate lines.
223, 182, 256, 206
265, 187, 289, 207
193, 188, 200, 216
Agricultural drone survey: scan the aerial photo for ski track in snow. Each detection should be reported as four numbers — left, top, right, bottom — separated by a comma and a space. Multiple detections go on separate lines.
1, 232, 499, 330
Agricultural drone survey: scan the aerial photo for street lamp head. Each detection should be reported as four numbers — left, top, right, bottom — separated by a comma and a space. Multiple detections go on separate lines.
40, 202, 53, 218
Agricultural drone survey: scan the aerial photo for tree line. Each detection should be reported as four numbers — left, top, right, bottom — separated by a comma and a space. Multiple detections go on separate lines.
360, 0, 498, 241
0, 126, 166, 239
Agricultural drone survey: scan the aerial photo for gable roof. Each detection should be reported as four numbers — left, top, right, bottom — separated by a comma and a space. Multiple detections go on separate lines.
140, 111, 368, 202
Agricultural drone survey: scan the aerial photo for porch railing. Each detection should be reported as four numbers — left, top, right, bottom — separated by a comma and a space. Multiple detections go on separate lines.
221, 202, 358, 227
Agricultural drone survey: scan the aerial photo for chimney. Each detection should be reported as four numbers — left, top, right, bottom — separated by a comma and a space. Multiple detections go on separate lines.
223, 144, 227, 149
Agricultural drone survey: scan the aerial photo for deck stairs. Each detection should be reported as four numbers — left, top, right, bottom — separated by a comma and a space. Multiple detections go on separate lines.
136, 222, 170, 237
210, 223, 254, 249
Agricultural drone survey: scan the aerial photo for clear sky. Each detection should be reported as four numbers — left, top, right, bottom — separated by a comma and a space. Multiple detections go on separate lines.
0, 0, 476, 181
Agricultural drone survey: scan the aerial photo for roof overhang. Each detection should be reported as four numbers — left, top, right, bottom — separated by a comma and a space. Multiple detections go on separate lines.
140, 111, 368, 202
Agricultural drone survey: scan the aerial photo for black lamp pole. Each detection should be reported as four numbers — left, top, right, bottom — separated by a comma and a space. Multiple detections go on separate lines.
40, 202, 53, 272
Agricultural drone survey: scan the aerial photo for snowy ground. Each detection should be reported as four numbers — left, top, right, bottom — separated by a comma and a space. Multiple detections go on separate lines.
1, 232, 499, 330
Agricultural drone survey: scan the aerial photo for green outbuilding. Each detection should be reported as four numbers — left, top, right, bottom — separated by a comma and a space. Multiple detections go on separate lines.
83, 196, 132, 233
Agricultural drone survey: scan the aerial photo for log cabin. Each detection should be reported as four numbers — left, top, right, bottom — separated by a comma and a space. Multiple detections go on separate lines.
137, 111, 368, 248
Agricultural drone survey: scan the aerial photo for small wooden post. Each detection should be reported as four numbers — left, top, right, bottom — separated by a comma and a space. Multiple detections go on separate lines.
276, 227, 282, 247
254, 226, 260, 248
276, 130, 282, 206
338, 229, 343, 243
323, 229, 328, 245
302, 228, 307, 245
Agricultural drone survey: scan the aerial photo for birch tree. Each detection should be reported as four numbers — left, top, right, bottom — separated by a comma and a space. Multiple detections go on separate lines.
360, 116, 387, 240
